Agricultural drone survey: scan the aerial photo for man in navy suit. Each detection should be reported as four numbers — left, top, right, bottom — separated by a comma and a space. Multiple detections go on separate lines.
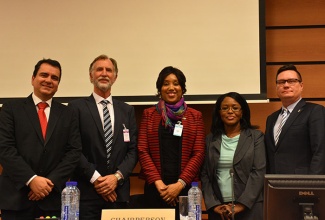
265, 64, 325, 174
0, 59, 82, 220
69, 54, 138, 220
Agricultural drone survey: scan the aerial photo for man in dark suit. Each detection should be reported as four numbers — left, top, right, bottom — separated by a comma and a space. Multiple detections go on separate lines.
0, 59, 82, 220
265, 64, 325, 174
69, 54, 138, 220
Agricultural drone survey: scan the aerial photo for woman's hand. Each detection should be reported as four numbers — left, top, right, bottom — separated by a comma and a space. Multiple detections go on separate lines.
163, 182, 183, 206
155, 180, 168, 194
155, 180, 183, 206
223, 203, 246, 219
214, 205, 231, 220
214, 203, 246, 219
230, 202, 246, 214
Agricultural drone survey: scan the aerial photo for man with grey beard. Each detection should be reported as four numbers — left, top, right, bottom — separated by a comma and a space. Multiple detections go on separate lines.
69, 54, 138, 220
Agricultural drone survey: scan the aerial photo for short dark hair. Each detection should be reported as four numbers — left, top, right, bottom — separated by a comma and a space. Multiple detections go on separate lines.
33, 58, 62, 81
276, 64, 302, 82
156, 66, 187, 97
89, 54, 118, 75
210, 92, 257, 137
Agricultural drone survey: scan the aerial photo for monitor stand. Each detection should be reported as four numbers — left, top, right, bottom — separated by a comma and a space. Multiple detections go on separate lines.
300, 203, 319, 220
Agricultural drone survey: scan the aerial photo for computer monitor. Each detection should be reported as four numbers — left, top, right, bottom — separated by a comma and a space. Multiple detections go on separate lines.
264, 174, 325, 220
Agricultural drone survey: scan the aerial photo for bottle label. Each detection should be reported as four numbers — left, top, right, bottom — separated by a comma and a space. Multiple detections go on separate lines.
189, 204, 201, 220
63, 205, 69, 220
194, 204, 201, 220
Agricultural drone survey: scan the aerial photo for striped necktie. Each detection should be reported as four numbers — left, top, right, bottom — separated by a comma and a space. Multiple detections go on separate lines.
274, 108, 289, 145
37, 102, 48, 139
101, 100, 113, 168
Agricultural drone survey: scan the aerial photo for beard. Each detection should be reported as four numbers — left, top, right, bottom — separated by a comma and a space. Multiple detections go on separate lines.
92, 77, 113, 92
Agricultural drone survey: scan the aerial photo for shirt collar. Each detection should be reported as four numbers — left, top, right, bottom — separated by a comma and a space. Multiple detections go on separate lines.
32, 93, 52, 107
282, 97, 301, 113
92, 92, 113, 105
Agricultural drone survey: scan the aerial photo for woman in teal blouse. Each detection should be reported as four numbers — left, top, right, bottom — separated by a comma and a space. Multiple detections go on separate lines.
201, 92, 266, 220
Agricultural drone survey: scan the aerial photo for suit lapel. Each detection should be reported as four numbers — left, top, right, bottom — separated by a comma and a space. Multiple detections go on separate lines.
277, 99, 305, 147
210, 136, 222, 176
270, 109, 282, 150
112, 99, 122, 145
86, 95, 105, 142
24, 95, 44, 142
233, 130, 251, 165
180, 112, 189, 147
45, 100, 63, 144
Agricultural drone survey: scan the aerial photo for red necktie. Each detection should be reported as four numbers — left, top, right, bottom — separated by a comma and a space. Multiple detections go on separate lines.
37, 102, 48, 139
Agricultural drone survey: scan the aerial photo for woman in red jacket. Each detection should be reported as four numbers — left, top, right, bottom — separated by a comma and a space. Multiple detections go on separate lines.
138, 66, 205, 219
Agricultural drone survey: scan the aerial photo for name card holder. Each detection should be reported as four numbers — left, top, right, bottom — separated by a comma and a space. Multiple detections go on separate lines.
101, 208, 175, 220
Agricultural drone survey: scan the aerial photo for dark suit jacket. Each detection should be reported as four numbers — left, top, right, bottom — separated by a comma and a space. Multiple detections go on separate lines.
138, 106, 205, 185
0, 94, 82, 211
69, 95, 138, 202
201, 129, 265, 215
265, 99, 325, 174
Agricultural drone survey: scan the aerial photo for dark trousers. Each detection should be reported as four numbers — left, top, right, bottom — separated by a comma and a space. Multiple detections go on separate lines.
79, 198, 127, 220
1, 205, 60, 220
143, 183, 191, 220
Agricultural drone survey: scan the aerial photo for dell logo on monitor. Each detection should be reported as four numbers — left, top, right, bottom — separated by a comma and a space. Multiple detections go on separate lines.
299, 191, 315, 196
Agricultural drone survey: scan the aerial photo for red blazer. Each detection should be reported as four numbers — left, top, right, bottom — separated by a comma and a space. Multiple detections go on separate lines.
138, 106, 205, 185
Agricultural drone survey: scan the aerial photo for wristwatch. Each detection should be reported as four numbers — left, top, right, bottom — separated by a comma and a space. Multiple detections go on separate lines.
114, 173, 124, 185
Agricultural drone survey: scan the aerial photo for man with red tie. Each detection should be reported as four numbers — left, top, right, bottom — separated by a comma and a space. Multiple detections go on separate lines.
0, 58, 82, 220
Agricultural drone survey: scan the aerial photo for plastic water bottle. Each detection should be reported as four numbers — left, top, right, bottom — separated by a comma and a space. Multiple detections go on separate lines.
61, 181, 80, 220
188, 182, 202, 220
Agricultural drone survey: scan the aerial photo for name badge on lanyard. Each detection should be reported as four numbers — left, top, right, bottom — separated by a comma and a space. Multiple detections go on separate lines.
123, 124, 130, 142
173, 121, 183, 137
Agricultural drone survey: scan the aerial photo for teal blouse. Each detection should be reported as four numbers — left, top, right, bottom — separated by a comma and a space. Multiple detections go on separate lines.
217, 134, 240, 202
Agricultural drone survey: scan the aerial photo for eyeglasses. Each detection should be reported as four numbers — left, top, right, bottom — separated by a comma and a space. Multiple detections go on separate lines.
276, 78, 301, 86
220, 106, 241, 112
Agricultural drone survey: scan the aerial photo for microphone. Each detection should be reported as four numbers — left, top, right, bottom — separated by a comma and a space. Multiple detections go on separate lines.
229, 168, 235, 220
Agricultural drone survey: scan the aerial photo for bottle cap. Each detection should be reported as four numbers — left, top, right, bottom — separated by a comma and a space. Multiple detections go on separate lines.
66, 181, 78, 186
191, 182, 198, 187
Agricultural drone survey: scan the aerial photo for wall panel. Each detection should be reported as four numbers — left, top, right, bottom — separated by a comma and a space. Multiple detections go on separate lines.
266, 28, 325, 62
266, 0, 325, 26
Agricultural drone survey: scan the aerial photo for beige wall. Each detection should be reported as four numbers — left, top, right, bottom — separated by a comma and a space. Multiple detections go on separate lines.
130, 0, 325, 195
0, 1, 261, 99
1, 0, 325, 219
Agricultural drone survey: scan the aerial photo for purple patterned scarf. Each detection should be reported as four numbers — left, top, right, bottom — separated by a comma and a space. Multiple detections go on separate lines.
156, 97, 187, 131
